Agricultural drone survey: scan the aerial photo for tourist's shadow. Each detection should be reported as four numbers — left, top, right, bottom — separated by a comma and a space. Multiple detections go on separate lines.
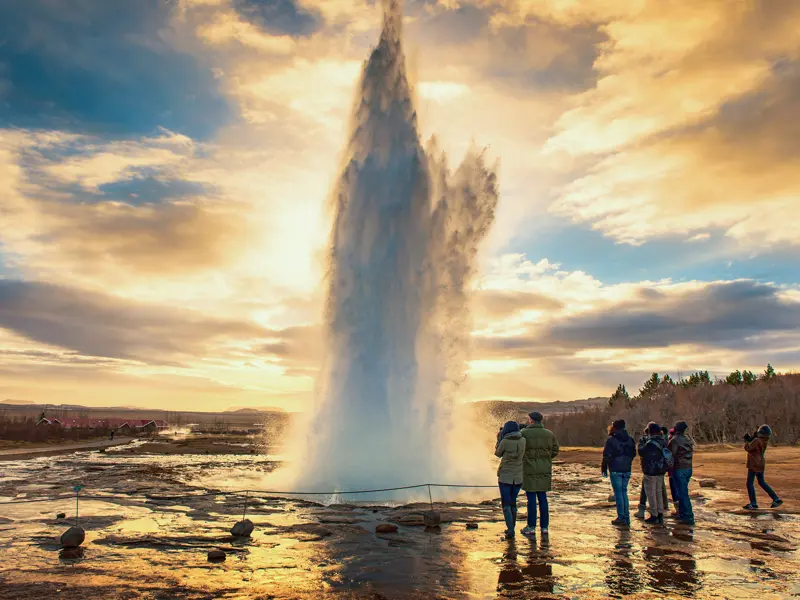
497, 535, 557, 595
605, 527, 643, 597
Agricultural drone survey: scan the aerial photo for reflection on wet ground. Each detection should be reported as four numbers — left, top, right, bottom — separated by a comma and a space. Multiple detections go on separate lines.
0, 444, 798, 599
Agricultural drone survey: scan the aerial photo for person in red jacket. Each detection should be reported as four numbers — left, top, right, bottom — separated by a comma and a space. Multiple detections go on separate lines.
743, 424, 783, 510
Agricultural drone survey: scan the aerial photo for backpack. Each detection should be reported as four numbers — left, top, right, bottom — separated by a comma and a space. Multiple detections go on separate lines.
660, 446, 675, 473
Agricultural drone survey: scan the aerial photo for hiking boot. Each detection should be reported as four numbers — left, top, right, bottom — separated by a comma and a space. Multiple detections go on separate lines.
657, 513, 664, 525
521, 526, 536, 536
644, 515, 660, 524
611, 519, 630, 527
742, 503, 758, 510
771, 499, 783, 508
634, 506, 647, 519
540, 528, 549, 535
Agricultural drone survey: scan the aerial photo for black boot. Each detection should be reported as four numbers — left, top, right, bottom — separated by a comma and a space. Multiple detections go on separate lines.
657, 513, 664, 525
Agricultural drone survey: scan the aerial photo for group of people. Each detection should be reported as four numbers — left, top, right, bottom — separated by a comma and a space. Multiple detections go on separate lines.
602, 420, 695, 526
495, 412, 784, 538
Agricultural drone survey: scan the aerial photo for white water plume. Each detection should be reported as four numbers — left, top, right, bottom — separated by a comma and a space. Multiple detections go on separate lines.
301, 0, 499, 493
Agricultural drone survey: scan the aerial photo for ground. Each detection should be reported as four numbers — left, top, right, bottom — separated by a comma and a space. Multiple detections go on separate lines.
0, 436, 797, 599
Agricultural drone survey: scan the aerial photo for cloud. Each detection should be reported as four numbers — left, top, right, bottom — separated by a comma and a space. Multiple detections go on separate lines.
0, 0, 231, 138
232, 0, 324, 36
538, 0, 800, 247
0, 279, 266, 362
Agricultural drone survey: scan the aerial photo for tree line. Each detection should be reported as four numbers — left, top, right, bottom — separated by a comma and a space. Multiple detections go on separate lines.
544, 365, 799, 447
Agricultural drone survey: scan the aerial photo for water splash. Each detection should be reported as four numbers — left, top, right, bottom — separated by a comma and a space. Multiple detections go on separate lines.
306, 0, 498, 491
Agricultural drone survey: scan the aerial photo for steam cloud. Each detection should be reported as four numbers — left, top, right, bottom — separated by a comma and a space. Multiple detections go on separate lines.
305, 0, 499, 491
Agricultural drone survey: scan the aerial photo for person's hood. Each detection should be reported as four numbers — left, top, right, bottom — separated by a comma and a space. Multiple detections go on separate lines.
758, 424, 773, 438
611, 429, 630, 441
504, 431, 523, 440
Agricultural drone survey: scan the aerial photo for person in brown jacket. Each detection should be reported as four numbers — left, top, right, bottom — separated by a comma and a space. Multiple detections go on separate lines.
743, 424, 783, 509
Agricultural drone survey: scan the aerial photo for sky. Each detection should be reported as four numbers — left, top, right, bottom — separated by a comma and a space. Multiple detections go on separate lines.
1, 0, 799, 412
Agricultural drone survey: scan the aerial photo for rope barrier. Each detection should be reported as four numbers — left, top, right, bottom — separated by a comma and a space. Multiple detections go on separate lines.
0, 483, 498, 506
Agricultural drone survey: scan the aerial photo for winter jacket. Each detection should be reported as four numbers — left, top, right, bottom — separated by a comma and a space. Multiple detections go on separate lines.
495, 431, 526, 484
667, 433, 694, 470
745, 433, 770, 473
520, 423, 560, 492
638, 434, 668, 476
601, 428, 637, 474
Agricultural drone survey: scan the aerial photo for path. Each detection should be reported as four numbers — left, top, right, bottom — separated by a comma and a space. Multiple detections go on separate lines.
0, 438, 134, 461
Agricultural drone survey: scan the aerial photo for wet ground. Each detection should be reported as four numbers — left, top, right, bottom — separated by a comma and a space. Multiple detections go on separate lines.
0, 439, 798, 599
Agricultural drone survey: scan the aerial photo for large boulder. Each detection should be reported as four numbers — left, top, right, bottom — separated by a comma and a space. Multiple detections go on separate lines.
230, 519, 254, 538
60, 526, 85, 548
375, 524, 398, 534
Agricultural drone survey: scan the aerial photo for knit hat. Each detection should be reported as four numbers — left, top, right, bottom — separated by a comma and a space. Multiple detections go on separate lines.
501, 421, 520, 437
647, 422, 662, 435
675, 421, 689, 433
612, 419, 626, 430
529, 411, 543, 423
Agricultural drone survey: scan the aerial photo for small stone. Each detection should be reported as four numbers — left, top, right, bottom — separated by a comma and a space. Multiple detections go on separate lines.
698, 479, 717, 488
423, 511, 442, 528
208, 549, 226, 562
56, 513, 66, 520
59, 546, 84, 559
376, 524, 398, 534
607, 494, 616, 502
60, 526, 86, 548
466, 522, 479, 530
230, 519, 254, 538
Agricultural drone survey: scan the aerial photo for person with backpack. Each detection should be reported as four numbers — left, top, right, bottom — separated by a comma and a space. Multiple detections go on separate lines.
601, 419, 637, 526
638, 422, 672, 525
668, 421, 695, 525
743, 424, 783, 510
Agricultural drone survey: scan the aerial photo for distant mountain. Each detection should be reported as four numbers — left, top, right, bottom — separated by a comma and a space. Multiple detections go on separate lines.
224, 407, 286, 414
0, 399, 34, 405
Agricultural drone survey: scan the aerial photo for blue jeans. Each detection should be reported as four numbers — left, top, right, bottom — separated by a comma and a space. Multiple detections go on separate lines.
668, 473, 678, 503
674, 468, 694, 521
747, 471, 779, 504
499, 482, 522, 507
609, 472, 631, 522
526, 491, 549, 529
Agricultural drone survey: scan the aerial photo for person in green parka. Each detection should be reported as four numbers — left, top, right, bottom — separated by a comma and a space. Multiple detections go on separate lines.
520, 411, 560, 536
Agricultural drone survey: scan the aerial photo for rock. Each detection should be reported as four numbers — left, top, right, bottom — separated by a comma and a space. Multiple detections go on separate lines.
607, 494, 616, 502
207, 549, 226, 562
60, 526, 85, 548
397, 514, 425, 526
376, 524, 398, 534
230, 519, 254, 538
56, 513, 66, 520
699, 479, 717, 488
423, 511, 442, 528
466, 522, 479, 530
59, 546, 84, 559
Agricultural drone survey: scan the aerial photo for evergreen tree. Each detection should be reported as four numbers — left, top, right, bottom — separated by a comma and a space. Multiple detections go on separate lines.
742, 370, 757, 385
761, 363, 776, 381
725, 370, 743, 386
609, 384, 630, 408
639, 373, 661, 400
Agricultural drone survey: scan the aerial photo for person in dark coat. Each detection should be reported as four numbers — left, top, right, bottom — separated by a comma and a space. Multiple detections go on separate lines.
601, 419, 637, 526
638, 422, 668, 525
668, 421, 695, 524
743, 424, 783, 509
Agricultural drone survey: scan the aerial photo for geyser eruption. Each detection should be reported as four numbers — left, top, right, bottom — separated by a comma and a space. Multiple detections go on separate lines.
307, 0, 498, 491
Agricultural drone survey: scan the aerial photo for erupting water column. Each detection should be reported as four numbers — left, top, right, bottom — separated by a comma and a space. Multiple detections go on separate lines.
306, 0, 499, 492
